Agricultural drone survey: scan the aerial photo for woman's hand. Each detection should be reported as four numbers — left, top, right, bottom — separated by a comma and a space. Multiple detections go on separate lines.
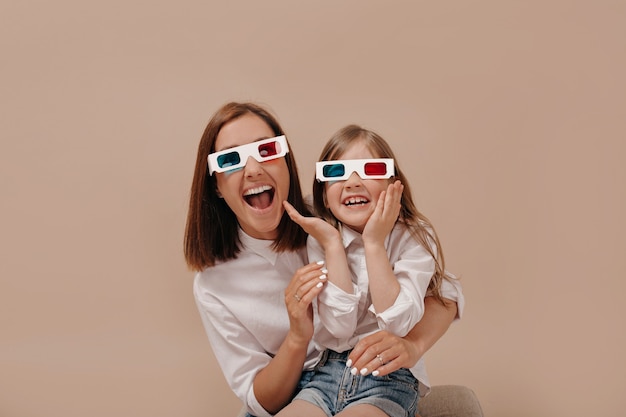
362, 180, 403, 245
256, 261, 328, 414
347, 297, 458, 376
346, 330, 421, 377
284, 261, 327, 346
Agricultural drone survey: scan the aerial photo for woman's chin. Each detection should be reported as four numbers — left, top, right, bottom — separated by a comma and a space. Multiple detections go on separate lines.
240, 211, 282, 240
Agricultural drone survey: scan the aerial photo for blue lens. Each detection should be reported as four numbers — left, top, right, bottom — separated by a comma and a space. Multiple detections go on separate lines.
323, 163, 345, 178
217, 152, 241, 168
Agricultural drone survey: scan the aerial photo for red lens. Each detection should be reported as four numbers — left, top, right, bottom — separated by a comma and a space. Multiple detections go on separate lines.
363, 162, 388, 176
258, 141, 279, 158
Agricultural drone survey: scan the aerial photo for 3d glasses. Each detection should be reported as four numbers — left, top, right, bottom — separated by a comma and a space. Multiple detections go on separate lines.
315, 158, 395, 182
208, 135, 289, 174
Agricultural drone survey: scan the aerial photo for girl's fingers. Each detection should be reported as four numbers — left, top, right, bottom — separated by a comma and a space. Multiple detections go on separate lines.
377, 190, 386, 210
284, 201, 334, 242
386, 181, 403, 207
283, 201, 304, 225
382, 181, 402, 219
364, 193, 383, 229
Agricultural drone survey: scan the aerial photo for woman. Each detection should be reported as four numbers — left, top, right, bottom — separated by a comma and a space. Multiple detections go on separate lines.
184, 102, 463, 417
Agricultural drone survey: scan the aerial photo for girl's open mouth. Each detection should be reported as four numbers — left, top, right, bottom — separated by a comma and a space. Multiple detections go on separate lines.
343, 196, 369, 206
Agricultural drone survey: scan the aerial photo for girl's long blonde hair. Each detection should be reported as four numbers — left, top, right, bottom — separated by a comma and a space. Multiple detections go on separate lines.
312, 124, 452, 303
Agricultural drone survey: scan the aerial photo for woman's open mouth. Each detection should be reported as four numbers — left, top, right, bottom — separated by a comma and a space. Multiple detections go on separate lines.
243, 185, 275, 210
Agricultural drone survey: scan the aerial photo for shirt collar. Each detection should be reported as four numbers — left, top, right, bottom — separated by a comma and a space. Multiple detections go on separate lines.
339, 223, 394, 248
239, 228, 279, 265
339, 224, 362, 247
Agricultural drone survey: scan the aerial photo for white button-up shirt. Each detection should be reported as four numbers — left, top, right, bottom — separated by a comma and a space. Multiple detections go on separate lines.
307, 223, 465, 396
194, 228, 464, 414
193, 230, 322, 417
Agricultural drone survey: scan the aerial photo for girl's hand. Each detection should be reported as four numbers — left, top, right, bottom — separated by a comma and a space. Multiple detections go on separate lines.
283, 201, 341, 250
284, 261, 327, 345
346, 330, 421, 377
362, 180, 403, 245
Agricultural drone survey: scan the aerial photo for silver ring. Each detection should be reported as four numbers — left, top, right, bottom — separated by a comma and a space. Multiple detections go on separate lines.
294, 293, 301, 302
376, 354, 384, 365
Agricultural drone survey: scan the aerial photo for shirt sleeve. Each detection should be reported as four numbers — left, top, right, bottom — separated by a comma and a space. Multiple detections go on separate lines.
368, 230, 435, 337
437, 272, 465, 319
193, 276, 274, 417
307, 236, 361, 340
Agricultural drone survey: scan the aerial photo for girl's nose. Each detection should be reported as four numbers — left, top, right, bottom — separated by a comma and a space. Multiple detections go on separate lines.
343, 172, 363, 188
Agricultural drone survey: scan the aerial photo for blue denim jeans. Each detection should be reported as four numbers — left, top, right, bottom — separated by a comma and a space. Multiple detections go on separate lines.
293, 349, 419, 417
245, 369, 315, 417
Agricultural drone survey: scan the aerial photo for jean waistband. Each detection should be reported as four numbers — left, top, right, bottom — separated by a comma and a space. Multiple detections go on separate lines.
323, 349, 351, 360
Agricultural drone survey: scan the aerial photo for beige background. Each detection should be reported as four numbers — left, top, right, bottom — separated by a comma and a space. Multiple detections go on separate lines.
1, 1, 625, 416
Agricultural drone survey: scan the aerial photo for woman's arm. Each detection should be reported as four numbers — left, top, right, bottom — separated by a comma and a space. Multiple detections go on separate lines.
252, 331, 312, 414
347, 296, 457, 376
252, 261, 327, 414
402, 297, 458, 361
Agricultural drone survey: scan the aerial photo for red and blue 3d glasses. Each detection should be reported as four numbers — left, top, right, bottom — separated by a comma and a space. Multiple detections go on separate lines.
208, 135, 289, 174
315, 158, 395, 182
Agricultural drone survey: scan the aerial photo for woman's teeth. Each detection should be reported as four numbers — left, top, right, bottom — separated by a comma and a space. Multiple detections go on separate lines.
243, 185, 274, 209
244, 185, 273, 196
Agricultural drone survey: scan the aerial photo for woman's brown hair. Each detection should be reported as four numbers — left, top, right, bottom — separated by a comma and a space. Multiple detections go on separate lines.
312, 124, 453, 303
184, 102, 309, 271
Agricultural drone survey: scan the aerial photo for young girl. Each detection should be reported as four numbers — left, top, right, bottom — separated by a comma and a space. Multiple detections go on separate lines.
282, 124, 456, 417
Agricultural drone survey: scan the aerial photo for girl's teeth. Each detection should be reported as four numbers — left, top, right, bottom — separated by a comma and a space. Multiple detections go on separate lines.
345, 197, 367, 205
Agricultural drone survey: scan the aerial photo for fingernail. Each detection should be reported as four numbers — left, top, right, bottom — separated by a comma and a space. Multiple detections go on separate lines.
316, 282, 323, 288
350, 367, 358, 376
319, 274, 327, 280
372, 370, 380, 377
316, 260, 325, 265
345, 359, 352, 368
360, 368, 368, 376
321, 268, 328, 274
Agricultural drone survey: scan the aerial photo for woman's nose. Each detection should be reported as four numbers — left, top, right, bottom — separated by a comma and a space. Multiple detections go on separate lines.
243, 156, 264, 177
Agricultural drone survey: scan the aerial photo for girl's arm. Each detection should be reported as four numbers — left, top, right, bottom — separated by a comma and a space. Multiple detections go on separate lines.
283, 200, 359, 340
283, 201, 353, 293
362, 181, 404, 312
